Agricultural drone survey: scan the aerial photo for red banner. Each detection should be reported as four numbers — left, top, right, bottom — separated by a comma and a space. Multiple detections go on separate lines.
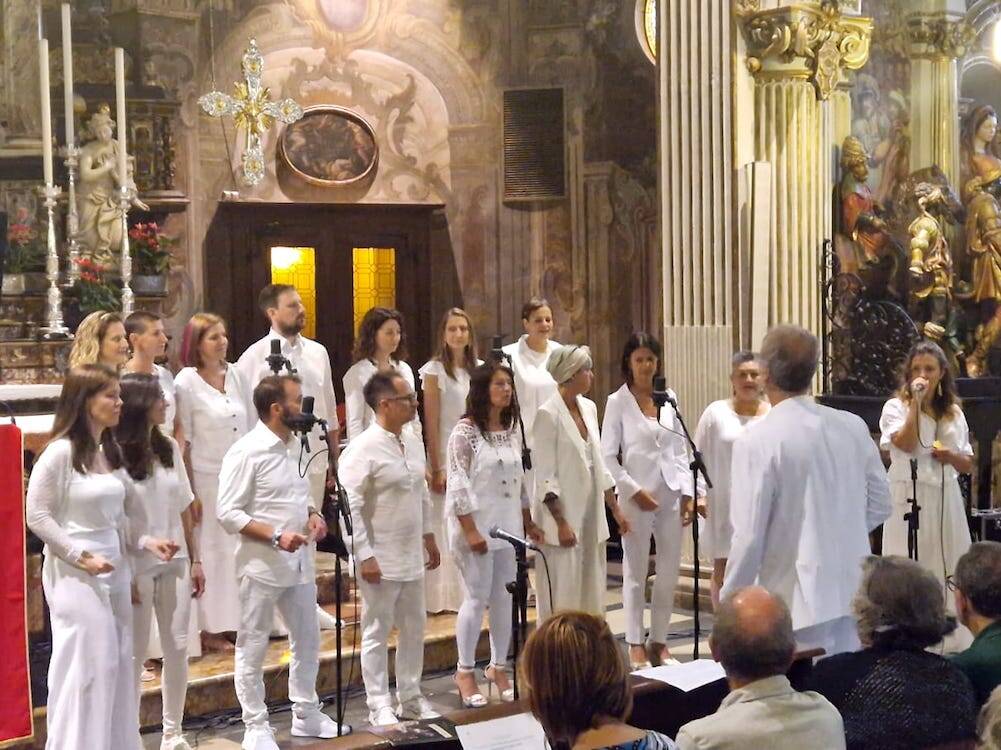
0, 424, 33, 746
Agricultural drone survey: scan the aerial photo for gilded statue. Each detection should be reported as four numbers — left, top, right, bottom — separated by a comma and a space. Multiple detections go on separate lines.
962, 171, 1001, 376
908, 183, 957, 330
961, 105, 1001, 187
77, 104, 148, 270
840, 136, 891, 266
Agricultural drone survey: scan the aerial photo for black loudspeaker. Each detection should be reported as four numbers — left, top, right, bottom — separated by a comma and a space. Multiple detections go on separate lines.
0, 211, 7, 295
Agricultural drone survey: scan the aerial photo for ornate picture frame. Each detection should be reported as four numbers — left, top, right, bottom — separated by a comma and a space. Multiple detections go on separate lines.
278, 105, 379, 187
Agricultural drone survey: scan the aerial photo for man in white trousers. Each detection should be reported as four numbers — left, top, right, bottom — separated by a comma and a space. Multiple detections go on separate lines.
339, 371, 442, 726
217, 375, 345, 749
720, 325, 892, 659
236, 283, 341, 630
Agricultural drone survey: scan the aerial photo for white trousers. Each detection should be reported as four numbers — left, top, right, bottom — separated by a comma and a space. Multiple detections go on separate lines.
133, 558, 191, 737
357, 577, 426, 711
535, 541, 607, 622
42, 551, 140, 750
454, 547, 516, 669
794, 616, 861, 660
620, 487, 684, 645
195, 470, 240, 632
235, 576, 321, 730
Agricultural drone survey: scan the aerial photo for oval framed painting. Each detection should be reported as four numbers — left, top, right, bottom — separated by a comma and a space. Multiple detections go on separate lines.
278, 105, 379, 187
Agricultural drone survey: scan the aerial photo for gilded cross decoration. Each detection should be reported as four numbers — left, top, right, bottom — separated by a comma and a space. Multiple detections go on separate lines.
198, 38, 303, 185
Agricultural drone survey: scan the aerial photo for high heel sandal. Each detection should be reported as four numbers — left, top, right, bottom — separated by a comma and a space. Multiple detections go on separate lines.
483, 664, 515, 702
453, 669, 487, 708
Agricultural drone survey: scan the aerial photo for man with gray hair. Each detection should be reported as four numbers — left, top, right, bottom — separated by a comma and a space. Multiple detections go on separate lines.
676, 586, 845, 749
952, 541, 1001, 704
720, 324, 892, 657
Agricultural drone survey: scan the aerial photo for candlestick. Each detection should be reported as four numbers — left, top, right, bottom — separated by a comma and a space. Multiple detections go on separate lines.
39, 38, 54, 186
61, 3, 74, 147
41, 183, 70, 339
114, 47, 128, 189
63, 143, 81, 283
119, 187, 134, 317
114, 47, 133, 316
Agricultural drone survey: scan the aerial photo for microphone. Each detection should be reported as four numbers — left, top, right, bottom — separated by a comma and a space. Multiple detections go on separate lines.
288, 396, 326, 450
489, 525, 539, 551
491, 335, 507, 365
267, 339, 287, 375
653, 376, 675, 409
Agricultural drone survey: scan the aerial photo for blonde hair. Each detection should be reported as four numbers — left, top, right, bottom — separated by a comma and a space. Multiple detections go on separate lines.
181, 312, 226, 368
69, 311, 125, 369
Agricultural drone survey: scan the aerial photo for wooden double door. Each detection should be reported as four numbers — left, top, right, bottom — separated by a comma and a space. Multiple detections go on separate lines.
204, 201, 447, 401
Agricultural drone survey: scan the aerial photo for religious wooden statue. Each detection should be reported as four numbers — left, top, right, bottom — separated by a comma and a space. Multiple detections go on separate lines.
908, 183, 957, 332
840, 137, 891, 265
962, 105, 1001, 186
77, 104, 147, 270
963, 171, 1001, 376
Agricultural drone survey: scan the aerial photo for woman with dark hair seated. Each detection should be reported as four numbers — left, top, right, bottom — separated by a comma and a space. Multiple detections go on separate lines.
521, 611, 675, 750
808, 556, 978, 750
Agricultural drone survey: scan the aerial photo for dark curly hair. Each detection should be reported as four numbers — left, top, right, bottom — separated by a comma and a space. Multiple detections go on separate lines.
352, 307, 408, 364
463, 362, 519, 433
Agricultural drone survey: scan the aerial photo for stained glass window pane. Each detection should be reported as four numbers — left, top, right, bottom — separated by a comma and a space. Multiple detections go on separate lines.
352, 247, 396, 334
270, 246, 316, 339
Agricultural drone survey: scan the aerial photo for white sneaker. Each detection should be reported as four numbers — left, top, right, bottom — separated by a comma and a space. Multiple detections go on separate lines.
160, 735, 193, 750
317, 607, 343, 630
241, 726, 279, 750
368, 705, 400, 726
396, 696, 441, 720
291, 709, 350, 738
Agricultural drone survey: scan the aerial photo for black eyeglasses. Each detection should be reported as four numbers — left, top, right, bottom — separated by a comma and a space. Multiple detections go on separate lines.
945, 575, 959, 592
385, 393, 418, 403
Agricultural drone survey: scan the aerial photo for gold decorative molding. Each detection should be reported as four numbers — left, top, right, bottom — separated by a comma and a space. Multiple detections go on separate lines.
736, 1, 873, 101
906, 13, 975, 60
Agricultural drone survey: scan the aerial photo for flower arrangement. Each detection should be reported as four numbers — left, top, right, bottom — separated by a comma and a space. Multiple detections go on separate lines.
71, 257, 121, 314
5, 208, 46, 274
129, 222, 175, 276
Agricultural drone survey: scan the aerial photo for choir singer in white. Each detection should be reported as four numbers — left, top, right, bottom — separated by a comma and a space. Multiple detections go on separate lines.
720, 325, 892, 658
339, 371, 442, 727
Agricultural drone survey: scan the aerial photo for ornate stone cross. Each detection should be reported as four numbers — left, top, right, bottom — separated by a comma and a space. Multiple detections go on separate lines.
199, 38, 303, 185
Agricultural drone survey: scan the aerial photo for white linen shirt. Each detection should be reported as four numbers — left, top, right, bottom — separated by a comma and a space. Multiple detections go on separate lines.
342, 358, 422, 443
236, 329, 340, 473
154, 364, 177, 436
338, 422, 433, 582
216, 421, 315, 588
174, 365, 252, 474
501, 336, 561, 437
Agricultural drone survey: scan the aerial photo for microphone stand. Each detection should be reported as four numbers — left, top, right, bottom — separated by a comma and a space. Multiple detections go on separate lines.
654, 377, 712, 660
906, 458, 920, 562
506, 544, 529, 700
492, 335, 532, 471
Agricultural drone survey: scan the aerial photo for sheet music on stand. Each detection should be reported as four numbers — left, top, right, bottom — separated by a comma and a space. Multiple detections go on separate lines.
455, 713, 547, 749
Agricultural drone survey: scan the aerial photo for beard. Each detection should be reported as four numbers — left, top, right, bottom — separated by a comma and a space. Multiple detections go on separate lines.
277, 316, 306, 337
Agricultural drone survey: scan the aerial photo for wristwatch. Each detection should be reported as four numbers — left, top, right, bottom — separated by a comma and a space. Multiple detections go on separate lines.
271, 527, 284, 549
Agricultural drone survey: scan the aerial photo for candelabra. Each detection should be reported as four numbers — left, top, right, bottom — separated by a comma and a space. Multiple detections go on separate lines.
62, 143, 81, 283
119, 185, 134, 317
41, 182, 70, 339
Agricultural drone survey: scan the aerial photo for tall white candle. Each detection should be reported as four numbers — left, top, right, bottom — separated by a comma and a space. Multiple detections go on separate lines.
61, 3, 74, 146
39, 38, 54, 186
114, 47, 128, 192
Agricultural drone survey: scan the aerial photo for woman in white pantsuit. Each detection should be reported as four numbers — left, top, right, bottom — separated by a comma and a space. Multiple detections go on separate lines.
879, 340, 974, 649
420, 308, 482, 613
447, 363, 545, 707
500, 298, 561, 438
25, 364, 172, 750
117, 373, 205, 750
532, 345, 629, 622
601, 333, 692, 669
175, 313, 252, 652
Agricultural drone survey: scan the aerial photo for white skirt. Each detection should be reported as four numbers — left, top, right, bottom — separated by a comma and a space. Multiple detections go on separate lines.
194, 470, 241, 633
424, 490, 464, 613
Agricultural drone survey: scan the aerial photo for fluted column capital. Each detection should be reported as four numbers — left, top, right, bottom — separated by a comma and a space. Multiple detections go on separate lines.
905, 12, 975, 60
736, 0, 873, 101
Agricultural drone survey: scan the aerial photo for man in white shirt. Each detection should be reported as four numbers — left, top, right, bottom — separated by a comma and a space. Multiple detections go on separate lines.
236, 283, 341, 631
338, 371, 442, 727
720, 325, 892, 658
217, 375, 345, 749
676, 586, 846, 749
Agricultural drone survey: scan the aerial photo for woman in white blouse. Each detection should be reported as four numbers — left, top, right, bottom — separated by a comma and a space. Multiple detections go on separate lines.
68, 310, 131, 370
175, 312, 252, 653
420, 307, 481, 613
26, 364, 174, 749
879, 341, 973, 643
447, 363, 544, 707
601, 333, 692, 669
500, 298, 561, 438
533, 345, 629, 622
343, 307, 422, 442
123, 310, 180, 439
693, 351, 770, 608
116, 373, 203, 750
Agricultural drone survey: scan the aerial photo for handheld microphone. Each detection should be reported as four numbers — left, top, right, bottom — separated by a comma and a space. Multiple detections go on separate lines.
267, 339, 287, 375
489, 525, 539, 552
910, 458, 918, 480
652, 376, 675, 409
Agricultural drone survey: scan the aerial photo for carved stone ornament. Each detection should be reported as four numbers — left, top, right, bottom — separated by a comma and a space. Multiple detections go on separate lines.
906, 14, 975, 60
736, 0, 873, 101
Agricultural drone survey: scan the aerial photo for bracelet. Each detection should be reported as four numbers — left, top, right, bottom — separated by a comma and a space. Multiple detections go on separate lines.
190, 559, 202, 565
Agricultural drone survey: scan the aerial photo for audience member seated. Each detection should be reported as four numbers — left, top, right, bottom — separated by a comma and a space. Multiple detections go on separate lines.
980, 685, 1001, 749
520, 611, 675, 750
951, 542, 1001, 706
808, 555, 978, 750
675, 586, 845, 750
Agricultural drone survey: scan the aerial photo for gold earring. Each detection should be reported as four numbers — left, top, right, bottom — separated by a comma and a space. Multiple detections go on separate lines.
937, 382, 943, 397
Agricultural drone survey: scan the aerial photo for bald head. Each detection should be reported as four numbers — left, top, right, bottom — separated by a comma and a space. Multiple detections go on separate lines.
760, 324, 818, 395
711, 586, 795, 683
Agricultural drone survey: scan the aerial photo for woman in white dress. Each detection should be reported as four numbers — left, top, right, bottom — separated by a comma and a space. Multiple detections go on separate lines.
117, 373, 203, 750
420, 307, 481, 613
601, 333, 693, 669
447, 363, 545, 707
693, 351, 770, 607
879, 341, 973, 645
175, 312, 252, 653
25, 364, 174, 749
343, 306, 422, 442
501, 297, 561, 438
533, 345, 630, 621
68, 310, 130, 370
